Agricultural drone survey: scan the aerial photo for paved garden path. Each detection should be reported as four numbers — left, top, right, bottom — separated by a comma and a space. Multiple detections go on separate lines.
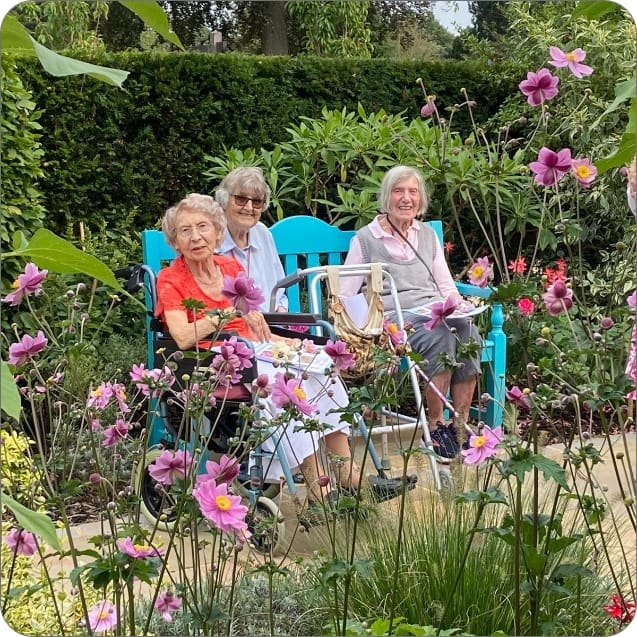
54, 431, 635, 570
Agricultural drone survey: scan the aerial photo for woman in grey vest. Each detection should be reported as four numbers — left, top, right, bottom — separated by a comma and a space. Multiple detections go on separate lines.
340, 165, 482, 461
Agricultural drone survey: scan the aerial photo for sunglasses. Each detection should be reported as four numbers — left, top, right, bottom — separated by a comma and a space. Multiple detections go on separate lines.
232, 194, 265, 210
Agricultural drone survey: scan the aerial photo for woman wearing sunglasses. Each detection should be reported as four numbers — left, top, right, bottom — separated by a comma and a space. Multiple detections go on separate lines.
215, 167, 288, 313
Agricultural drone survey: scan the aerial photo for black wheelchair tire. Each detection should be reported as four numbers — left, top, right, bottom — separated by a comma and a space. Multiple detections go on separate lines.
135, 447, 183, 532
245, 496, 286, 555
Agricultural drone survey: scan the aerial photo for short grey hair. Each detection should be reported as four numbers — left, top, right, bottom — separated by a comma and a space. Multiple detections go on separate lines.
215, 166, 271, 212
162, 193, 227, 249
378, 165, 429, 218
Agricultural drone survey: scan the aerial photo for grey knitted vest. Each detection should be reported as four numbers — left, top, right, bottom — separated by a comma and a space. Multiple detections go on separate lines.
357, 221, 444, 312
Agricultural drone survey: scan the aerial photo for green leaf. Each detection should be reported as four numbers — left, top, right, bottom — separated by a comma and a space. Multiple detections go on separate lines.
592, 75, 636, 129
572, 0, 626, 20
529, 455, 571, 491
30, 37, 129, 87
0, 15, 129, 87
1, 493, 62, 553
3, 229, 124, 291
1, 360, 22, 420
119, 0, 185, 51
0, 14, 36, 53
596, 99, 636, 174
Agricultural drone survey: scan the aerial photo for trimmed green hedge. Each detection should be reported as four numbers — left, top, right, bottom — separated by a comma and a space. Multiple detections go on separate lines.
17, 52, 519, 232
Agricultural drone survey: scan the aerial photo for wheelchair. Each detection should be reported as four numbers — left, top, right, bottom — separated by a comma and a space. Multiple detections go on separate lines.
125, 264, 418, 555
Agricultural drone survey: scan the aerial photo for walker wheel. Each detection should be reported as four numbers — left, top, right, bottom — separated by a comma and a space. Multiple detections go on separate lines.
439, 467, 454, 492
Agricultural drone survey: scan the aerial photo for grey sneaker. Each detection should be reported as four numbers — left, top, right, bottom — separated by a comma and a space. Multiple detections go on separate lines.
428, 422, 460, 460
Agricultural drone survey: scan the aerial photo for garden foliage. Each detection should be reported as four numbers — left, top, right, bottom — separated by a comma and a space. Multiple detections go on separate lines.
14, 52, 517, 234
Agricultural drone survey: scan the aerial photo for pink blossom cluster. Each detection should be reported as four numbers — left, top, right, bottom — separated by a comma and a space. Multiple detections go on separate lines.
87, 381, 130, 413
519, 46, 597, 189
129, 363, 175, 397
211, 335, 254, 386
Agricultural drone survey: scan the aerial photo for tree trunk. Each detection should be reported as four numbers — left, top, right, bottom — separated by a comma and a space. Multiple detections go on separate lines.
261, 1, 288, 55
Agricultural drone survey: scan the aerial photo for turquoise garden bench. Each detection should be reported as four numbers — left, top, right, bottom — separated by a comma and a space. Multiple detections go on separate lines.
269, 216, 506, 428
140, 216, 506, 427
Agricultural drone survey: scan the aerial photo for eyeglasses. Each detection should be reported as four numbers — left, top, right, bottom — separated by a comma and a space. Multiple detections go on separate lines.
232, 194, 265, 210
177, 222, 215, 238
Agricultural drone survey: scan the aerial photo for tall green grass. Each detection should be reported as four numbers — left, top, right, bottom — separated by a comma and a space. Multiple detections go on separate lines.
308, 489, 624, 636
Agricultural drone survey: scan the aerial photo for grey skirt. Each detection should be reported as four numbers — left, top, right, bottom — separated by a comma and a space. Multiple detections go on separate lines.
391, 311, 482, 383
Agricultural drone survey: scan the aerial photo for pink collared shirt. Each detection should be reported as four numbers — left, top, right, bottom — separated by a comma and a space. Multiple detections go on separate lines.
340, 215, 459, 299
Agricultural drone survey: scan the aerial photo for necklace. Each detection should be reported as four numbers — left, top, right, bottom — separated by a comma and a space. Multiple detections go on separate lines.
193, 266, 221, 286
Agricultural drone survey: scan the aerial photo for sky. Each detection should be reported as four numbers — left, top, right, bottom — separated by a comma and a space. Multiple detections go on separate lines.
431, 1, 473, 35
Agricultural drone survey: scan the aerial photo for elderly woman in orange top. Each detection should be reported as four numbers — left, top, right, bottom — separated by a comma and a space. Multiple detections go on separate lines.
155, 193, 362, 504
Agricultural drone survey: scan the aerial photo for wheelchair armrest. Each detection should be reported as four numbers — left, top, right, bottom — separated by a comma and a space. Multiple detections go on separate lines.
262, 312, 321, 325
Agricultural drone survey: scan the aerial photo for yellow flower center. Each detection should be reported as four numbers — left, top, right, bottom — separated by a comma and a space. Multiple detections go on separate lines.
473, 434, 487, 448
92, 387, 103, 397
565, 51, 576, 61
97, 610, 110, 620
215, 494, 231, 510
134, 543, 150, 552
11, 279, 19, 289
293, 387, 307, 400
472, 266, 484, 278
388, 323, 398, 333
575, 165, 591, 178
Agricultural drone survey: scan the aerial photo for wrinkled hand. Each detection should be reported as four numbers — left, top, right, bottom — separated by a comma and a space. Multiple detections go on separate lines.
243, 310, 271, 342
457, 299, 476, 313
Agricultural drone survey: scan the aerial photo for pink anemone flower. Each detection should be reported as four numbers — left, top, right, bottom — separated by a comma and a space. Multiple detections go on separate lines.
506, 385, 532, 409
383, 320, 405, 346
420, 96, 437, 118
192, 479, 249, 534
87, 600, 118, 634
2, 263, 48, 306
4, 528, 38, 556
8, 330, 48, 366
548, 46, 593, 78
542, 280, 574, 316
147, 448, 195, 485
221, 272, 264, 313
102, 419, 130, 448
424, 296, 458, 330
196, 454, 240, 486
116, 537, 162, 559
529, 147, 572, 187
467, 256, 493, 288
461, 426, 503, 465
324, 339, 356, 372
519, 68, 559, 106
271, 373, 319, 416
155, 590, 182, 623
571, 158, 598, 187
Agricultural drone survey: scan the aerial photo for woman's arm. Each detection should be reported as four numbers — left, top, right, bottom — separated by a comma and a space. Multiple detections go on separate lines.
162, 308, 231, 350
431, 238, 462, 299
339, 236, 366, 296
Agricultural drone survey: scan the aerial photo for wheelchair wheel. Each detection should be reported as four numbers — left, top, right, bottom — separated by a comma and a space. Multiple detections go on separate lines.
136, 447, 183, 532
245, 496, 286, 555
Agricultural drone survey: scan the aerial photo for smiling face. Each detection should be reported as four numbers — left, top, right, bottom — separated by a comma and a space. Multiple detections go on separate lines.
173, 207, 223, 264
387, 175, 421, 228
224, 190, 266, 238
